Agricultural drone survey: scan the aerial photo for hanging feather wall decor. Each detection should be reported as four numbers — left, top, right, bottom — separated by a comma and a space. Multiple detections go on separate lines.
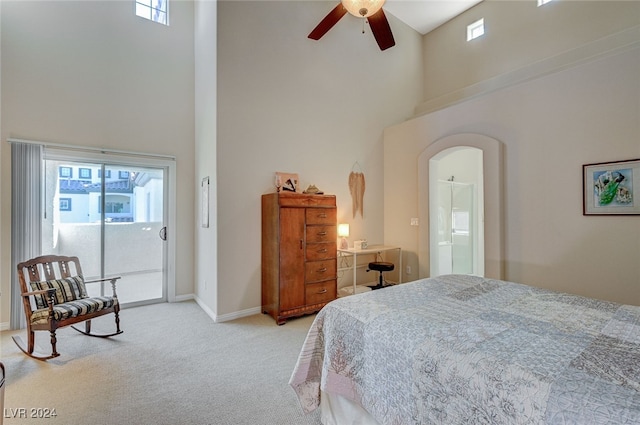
349, 163, 365, 218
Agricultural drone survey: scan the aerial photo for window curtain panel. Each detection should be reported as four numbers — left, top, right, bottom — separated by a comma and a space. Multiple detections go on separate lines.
10, 142, 43, 330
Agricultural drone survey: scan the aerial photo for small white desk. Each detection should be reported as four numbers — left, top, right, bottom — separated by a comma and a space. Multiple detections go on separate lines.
337, 245, 402, 296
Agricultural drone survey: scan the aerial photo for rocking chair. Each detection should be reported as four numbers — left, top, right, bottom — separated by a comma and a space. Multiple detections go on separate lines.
13, 255, 123, 361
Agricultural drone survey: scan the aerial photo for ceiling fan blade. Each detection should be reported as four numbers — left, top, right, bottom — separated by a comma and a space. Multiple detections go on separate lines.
367, 9, 395, 51
308, 3, 348, 40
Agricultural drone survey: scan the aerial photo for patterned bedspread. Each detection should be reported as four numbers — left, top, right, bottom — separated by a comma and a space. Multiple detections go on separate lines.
289, 275, 640, 424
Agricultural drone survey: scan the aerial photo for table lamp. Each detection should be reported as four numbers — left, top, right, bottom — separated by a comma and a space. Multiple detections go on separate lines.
338, 223, 350, 249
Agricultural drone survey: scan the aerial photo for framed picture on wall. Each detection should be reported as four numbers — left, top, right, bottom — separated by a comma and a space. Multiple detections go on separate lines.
583, 158, 640, 215
275, 172, 299, 193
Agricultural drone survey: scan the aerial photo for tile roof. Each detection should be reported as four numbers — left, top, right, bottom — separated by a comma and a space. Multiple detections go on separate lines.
59, 179, 134, 194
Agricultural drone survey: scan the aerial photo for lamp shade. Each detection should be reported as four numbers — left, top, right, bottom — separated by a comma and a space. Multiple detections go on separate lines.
341, 0, 385, 18
338, 223, 350, 237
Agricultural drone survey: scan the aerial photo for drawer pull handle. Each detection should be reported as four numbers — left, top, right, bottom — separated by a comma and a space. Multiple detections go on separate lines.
317, 267, 327, 273
317, 248, 327, 253
317, 289, 327, 294
317, 231, 327, 236
318, 213, 327, 218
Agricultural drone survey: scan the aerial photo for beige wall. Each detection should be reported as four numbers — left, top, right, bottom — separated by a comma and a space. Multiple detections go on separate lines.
385, 3, 640, 304
0, 0, 196, 326
215, 1, 423, 317
421, 0, 640, 110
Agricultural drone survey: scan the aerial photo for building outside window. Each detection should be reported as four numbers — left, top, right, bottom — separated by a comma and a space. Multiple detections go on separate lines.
79, 168, 92, 179
59, 198, 72, 211
59, 167, 72, 178
57, 166, 137, 223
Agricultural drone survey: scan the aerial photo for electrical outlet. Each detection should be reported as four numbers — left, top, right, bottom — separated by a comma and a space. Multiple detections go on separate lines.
410, 218, 419, 226
406, 265, 412, 275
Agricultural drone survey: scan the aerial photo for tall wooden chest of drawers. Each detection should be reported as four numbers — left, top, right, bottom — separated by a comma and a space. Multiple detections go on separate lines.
261, 192, 337, 325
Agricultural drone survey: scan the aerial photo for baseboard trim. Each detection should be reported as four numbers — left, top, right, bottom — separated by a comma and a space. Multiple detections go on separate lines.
216, 307, 262, 323
0, 322, 9, 331
193, 295, 262, 323
193, 296, 217, 322
172, 293, 195, 303
192, 295, 261, 323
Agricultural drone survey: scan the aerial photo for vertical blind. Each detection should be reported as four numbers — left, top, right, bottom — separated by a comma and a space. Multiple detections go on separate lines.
10, 142, 43, 330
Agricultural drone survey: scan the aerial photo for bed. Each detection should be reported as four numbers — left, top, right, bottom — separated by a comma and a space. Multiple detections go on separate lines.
289, 274, 640, 424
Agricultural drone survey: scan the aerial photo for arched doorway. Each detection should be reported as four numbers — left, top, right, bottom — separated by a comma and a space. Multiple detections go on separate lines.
417, 133, 504, 279
429, 147, 484, 277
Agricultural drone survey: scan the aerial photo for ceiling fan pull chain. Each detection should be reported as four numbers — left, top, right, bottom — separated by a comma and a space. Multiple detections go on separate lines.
362, 17, 366, 34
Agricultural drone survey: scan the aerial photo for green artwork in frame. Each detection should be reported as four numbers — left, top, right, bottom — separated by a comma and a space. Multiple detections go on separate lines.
583, 158, 639, 215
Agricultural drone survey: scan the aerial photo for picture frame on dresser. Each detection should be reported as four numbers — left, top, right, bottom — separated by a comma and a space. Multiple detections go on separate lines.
583, 158, 640, 215
275, 172, 299, 193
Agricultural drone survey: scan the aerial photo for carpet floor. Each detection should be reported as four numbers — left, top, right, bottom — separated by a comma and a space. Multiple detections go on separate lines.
0, 301, 322, 425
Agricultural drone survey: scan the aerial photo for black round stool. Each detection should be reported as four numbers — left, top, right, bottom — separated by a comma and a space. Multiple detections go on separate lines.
367, 261, 395, 290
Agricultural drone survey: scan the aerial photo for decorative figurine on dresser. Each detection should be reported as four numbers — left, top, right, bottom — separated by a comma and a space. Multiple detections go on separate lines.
261, 190, 337, 325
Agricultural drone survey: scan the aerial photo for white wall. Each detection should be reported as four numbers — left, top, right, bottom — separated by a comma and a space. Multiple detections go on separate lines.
194, 0, 218, 316
0, 0, 196, 325
215, 1, 423, 317
385, 44, 640, 305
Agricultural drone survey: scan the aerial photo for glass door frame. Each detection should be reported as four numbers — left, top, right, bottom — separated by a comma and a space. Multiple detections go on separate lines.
43, 146, 177, 308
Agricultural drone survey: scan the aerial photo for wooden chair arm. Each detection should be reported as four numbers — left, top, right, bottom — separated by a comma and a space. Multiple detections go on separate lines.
21, 288, 56, 316
84, 276, 121, 284
20, 288, 56, 298
84, 276, 121, 298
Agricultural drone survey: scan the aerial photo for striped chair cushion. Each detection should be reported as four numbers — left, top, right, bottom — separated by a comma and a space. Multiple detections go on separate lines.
30, 276, 88, 309
30, 296, 117, 325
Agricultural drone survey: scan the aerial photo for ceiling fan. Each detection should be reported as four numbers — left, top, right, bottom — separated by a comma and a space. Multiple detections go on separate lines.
308, 0, 395, 51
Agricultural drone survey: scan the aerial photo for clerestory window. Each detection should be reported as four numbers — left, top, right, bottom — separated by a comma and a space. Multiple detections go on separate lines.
467, 18, 485, 41
136, 0, 168, 25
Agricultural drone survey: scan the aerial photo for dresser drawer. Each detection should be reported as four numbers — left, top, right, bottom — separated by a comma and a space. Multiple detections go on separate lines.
305, 260, 336, 283
278, 194, 336, 208
306, 208, 336, 225
306, 225, 336, 243
306, 242, 337, 261
305, 280, 336, 305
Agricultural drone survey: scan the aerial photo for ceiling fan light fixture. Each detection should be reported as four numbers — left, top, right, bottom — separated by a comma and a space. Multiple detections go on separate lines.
308, 0, 395, 51
341, 0, 386, 18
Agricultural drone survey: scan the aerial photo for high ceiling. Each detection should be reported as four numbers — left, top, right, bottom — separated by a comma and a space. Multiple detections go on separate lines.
383, 0, 483, 34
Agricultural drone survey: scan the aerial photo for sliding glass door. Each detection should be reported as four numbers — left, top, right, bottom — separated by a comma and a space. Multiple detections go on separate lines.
43, 158, 167, 306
